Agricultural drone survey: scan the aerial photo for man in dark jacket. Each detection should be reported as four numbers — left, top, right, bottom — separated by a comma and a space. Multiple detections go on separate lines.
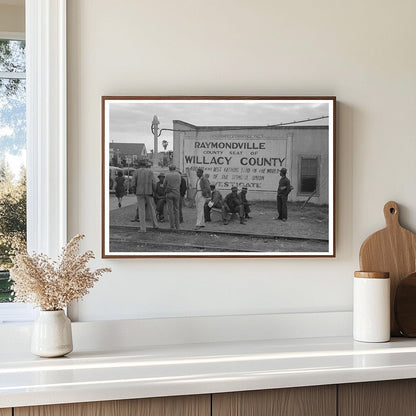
163, 165, 181, 230
275, 167, 292, 221
154, 173, 166, 222
178, 171, 187, 223
223, 186, 245, 225
238, 186, 251, 219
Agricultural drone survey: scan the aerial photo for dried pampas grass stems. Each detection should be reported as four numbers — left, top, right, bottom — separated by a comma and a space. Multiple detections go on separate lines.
10, 234, 111, 311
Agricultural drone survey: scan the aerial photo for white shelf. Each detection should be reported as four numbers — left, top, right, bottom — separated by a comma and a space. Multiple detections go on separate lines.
2, 335, 416, 408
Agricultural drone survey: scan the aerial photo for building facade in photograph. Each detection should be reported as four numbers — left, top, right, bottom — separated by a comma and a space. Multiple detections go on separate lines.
173, 120, 329, 204
109, 142, 148, 167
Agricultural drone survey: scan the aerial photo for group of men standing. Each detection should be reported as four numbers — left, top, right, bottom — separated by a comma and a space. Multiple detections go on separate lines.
154, 169, 187, 226
131, 160, 186, 232
129, 159, 291, 233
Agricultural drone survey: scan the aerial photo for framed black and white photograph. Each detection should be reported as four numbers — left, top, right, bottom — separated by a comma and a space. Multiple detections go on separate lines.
102, 96, 336, 258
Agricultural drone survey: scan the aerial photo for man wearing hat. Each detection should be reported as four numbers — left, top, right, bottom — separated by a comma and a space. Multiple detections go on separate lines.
131, 159, 159, 232
223, 186, 245, 225
275, 167, 292, 221
195, 167, 211, 228
163, 165, 182, 230
238, 186, 251, 219
178, 171, 187, 223
204, 184, 227, 223
154, 172, 166, 222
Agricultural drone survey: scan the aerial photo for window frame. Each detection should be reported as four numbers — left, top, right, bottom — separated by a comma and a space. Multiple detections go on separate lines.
297, 154, 321, 197
26, 0, 67, 257
0, 0, 67, 323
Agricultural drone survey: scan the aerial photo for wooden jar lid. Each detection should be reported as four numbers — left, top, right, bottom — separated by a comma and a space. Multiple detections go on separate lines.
354, 271, 390, 279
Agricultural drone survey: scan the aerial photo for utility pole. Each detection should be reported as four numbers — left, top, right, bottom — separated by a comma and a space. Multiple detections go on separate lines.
152, 115, 159, 166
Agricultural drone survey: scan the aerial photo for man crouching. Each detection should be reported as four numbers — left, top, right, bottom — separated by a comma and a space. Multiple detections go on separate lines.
223, 186, 245, 225
204, 184, 227, 224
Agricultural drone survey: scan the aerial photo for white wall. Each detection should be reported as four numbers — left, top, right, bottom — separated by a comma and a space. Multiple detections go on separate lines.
67, 0, 416, 323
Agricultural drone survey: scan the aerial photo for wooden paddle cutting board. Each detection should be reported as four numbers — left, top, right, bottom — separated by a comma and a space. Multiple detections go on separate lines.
359, 201, 416, 336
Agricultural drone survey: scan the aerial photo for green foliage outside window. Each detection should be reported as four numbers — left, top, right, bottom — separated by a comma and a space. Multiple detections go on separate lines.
0, 271, 12, 302
0, 162, 26, 302
0, 38, 27, 302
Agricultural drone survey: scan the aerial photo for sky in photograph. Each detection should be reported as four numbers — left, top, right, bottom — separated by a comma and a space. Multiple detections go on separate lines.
108, 100, 330, 151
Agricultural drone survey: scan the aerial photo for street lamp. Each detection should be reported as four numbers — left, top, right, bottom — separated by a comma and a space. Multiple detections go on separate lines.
151, 116, 189, 168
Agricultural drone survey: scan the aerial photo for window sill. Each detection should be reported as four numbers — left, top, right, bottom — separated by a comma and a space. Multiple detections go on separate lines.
0, 302, 36, 324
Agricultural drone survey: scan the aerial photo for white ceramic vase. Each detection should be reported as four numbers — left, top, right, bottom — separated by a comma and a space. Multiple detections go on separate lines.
31, 310, 73, 357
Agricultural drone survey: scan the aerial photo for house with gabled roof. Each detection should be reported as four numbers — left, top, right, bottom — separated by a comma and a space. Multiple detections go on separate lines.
109, 142, 147, 167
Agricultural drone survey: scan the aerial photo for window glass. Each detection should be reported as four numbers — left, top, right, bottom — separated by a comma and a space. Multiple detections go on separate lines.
300, 157, 318, 193
0, 39, 27, 303
0, 39, 25, 73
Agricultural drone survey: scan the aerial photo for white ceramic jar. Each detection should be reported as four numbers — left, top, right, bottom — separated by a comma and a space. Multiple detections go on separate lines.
31, 310, 73, 357
353, 271, 390, 343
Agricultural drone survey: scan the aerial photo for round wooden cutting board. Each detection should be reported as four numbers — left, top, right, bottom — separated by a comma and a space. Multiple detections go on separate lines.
359, 201, 416, 336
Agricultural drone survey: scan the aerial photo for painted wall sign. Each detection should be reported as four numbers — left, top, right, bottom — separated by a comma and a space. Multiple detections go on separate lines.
183, 136, 288, 192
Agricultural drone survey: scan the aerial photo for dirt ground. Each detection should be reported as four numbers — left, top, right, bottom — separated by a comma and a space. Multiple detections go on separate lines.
108, 195, 329, 254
